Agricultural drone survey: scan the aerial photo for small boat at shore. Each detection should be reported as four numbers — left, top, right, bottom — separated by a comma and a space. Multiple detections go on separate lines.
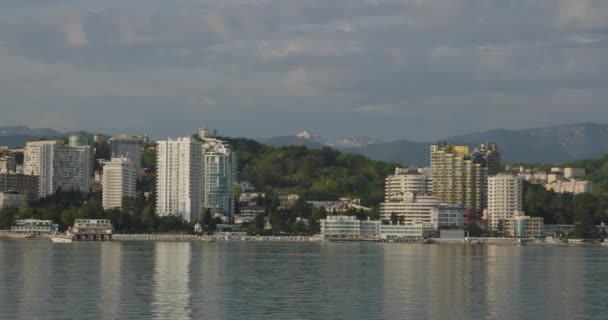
602, 239, 608, 246
51, 236, 73, 244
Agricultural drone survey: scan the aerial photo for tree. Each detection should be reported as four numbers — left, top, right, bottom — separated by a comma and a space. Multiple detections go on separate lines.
0, 206, 17, 230
60, 206, 79, 228
292, 221, 306, 234
466, 222, 484, 237
390, 212, 398, 225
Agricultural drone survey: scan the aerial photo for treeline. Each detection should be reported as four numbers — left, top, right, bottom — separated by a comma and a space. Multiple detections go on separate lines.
0, 189, 192, 233
225, 137, 397, 207
524, 183, 608, 238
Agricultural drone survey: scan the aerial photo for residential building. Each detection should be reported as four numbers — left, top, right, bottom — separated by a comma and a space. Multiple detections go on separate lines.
110, 134, 143, 174
517, 167, 548, 184
101, 158, 137, 210
431, 205, 467, 229
486, 174, 523, 231
24, 141, 92, 197
551, 167, 586, 180
156, 137, 203, 222
237, 206, 266, 224
0, 173, 39, 200
68, 132, 95, 148
202, 139, 238, 215
239, 192, 265, 206
430, 142, 489, 212
278, 194, 300, 209
545, 179, 593, 195
0, 151, 16, 173
380, 192, 439, 229
471, 142, 501, 176
0, 192, 28, 208
385, 168, 432, 200
325, 198, 371, 213
11, 219, 58, 234
501, 214, 543, 237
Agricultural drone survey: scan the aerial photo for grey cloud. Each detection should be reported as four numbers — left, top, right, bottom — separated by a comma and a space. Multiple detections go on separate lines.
0, 0, 608, 141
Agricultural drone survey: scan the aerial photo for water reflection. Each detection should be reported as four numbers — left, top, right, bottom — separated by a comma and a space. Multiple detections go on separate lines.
100, 243, 122, 320
152, 242, 192, 320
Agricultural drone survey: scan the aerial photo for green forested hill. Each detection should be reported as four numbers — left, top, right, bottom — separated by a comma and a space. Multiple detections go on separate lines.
225, 137, 398, 207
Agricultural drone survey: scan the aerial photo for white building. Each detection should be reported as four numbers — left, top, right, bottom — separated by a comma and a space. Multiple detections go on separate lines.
156, 137, 203, 222
24, 141, 92, 197
545, 180, 593, 195
236, 206, 265, 224
319, 216, 423, 239
486, 174, 523, 231
551, 167, 585, 180
110, 134, 143, 174
385, 168, 433, 200
11, 219, 58, 234
380, 192, 439, 229
101, 158, 137, 210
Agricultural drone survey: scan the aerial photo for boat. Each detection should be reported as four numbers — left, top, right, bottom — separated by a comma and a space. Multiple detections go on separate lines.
51, 236, 73, 243
602, 239, 608, 246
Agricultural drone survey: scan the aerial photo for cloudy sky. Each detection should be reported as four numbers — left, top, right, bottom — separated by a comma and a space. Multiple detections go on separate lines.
1, 0, 607, 141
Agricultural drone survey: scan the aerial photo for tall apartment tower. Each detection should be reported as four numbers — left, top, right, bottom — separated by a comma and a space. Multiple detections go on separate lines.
385, 168, 432, 201
68, 132, 95, 174
471, 143, 500, 176
24, 141, 92, 197
156, 137, 203, 222
201, 137, 238, 215
430, 142, 488, 212
486, 174, 523, 230
102, 158, 137, 210
110, 135, 143, 175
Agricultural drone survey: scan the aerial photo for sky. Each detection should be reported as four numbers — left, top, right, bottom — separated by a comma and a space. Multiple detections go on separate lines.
0, 0, 608, 141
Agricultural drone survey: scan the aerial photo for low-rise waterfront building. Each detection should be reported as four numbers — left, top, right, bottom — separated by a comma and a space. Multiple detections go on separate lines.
379, 223, 424, 240
11, 219, 58, 234
70, 219, 113, 241
500, 214, 543, 238
320, 216, 423, 240
431, 205, 467, 229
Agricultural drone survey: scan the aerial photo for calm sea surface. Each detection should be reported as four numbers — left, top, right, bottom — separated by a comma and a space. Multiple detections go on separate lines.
1, 241, 608, 320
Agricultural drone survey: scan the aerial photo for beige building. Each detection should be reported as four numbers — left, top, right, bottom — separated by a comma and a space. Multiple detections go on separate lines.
545, 180, 593, 195
102, 158, 137, 210
486, 174, 523, 231
381, 192, 439, 229
430, 142, 488, 212
501, 214, 543, 237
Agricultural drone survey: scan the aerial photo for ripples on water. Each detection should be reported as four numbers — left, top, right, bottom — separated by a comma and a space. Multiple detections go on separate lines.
1, 241, 607, 320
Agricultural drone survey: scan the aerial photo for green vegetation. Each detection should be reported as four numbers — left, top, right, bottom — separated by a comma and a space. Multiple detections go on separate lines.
225, 137, 397, 207
524, 183, 608, 239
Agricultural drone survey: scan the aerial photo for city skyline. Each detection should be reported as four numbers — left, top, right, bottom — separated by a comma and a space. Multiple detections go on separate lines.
1, 1, 608, 140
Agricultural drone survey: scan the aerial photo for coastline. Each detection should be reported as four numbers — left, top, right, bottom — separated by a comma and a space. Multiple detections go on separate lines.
1, 232, 606, 246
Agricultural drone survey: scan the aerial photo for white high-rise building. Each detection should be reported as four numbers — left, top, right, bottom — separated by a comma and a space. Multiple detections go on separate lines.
380, 192, 440, 229
24, 141, 92, 197
110, 135, 143, 175
156, 137, 203, 222
385, 168, 433, 201
201, 136, 238, 215
486, 174, 523, 230
102, 158, 137, 210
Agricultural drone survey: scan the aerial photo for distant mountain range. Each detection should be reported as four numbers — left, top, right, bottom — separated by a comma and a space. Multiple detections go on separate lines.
3, 123, 608, 164
259, 123, 608, 165
0, 126, 63, 148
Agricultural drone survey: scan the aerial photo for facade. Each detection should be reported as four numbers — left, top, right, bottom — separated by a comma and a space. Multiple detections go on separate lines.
380, 192, 439, 229
0, 192, 29, 208
11, 219, 58, 234
101, 158, 137, 210
471, 143, 500, 176
0, 151, 16, 173
201, 137, 238, 215
486, 174, 523, 230
319, 216, 423, 239
239, 192, 265, 206
325, 198, 371, 213
0, 173, 39, 200
551, 167, 586, 180
430, 142, 489, 212
24, 141, 92, 197
237, 206, 265, 224
545, 180, 592, 194
68, 132, 95, 148
518, 167, 548, 184
320, 216, 380, 239
501, 215, 543, 237
156, 137, 203, 222
110, 134, 143, 174
431, 205, 467, 229
385, 168, 432, 200
70, 219, 113, 241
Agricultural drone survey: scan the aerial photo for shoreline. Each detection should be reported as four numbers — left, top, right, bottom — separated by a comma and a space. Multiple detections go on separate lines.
1, 232, 606, 246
